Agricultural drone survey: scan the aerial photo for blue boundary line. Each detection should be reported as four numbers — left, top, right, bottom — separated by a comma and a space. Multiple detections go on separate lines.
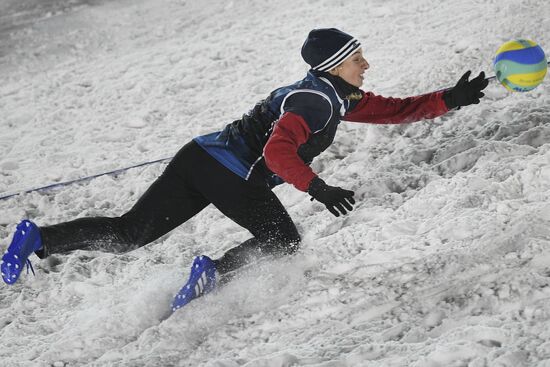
0, 157, 172, 201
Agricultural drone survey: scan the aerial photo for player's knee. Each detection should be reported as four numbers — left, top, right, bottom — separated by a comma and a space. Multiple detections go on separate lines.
285, 232, 301, 254
267, 230, 301, 256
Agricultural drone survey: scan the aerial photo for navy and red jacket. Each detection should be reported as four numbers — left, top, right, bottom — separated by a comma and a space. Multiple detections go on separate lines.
194, 71, 449, 191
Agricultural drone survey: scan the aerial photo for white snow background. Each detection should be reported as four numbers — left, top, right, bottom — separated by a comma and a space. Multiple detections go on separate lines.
1, 0, 550, 366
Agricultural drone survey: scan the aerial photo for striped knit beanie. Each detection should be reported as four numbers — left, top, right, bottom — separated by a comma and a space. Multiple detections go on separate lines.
301, 28, 361, 72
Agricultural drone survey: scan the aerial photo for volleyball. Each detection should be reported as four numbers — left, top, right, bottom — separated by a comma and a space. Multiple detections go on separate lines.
493, 39, 547, 92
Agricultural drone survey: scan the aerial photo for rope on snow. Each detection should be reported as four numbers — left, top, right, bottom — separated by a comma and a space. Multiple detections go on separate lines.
0, 157, 172, 201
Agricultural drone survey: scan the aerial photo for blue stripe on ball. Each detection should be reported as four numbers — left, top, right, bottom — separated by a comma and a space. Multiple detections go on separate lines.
493, 46, 546, 66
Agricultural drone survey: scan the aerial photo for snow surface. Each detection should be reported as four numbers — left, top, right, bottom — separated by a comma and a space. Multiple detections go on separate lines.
1, 0, 550, 366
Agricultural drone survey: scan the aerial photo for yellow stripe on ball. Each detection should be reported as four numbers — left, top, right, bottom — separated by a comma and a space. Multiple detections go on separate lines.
495, 40, 536, 54
507, 68, 548, 87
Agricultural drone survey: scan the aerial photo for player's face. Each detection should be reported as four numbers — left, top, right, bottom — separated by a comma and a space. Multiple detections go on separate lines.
331, 49, 370, 87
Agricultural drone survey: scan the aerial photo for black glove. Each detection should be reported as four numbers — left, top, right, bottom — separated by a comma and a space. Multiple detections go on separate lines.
308, 177, 355, 217
443, 70, 489, 109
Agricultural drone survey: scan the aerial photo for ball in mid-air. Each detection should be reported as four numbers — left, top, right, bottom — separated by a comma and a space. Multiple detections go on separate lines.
493, 39, 547, 92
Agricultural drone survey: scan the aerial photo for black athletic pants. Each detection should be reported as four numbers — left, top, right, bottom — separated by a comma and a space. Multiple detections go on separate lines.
39, 141, 300, 274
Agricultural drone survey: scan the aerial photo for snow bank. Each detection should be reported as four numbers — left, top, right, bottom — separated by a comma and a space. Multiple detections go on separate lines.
1, 0, 550, 366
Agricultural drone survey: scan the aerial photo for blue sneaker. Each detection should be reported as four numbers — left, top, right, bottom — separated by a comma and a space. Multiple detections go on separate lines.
1, 220, 42, 285
171, 255, 217, 312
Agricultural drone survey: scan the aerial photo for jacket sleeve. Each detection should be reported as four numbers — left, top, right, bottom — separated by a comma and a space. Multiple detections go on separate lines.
343, 90, 449, 124
264, 112, 318, 192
